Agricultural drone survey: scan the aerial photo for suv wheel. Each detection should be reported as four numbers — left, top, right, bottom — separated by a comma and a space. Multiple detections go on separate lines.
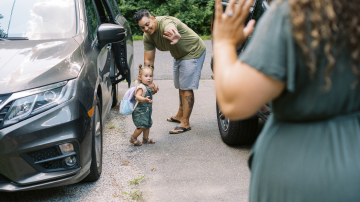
216, 102, 259, 146
84, 95, 103, 182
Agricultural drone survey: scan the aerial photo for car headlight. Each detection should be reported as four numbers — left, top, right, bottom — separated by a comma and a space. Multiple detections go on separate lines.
2, 80, 76, 127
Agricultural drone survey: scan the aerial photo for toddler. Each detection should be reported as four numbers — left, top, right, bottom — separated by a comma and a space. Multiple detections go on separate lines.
130, 64, 159, 146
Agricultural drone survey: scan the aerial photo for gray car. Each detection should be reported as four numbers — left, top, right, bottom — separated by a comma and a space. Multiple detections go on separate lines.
0, 0, 133, 191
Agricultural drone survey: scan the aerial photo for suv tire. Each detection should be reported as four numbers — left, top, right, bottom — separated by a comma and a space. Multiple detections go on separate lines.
216, 102, 258, 146
84, 95, 103, 182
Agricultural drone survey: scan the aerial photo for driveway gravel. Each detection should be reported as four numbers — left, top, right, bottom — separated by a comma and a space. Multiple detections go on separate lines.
0, 101, 146, 202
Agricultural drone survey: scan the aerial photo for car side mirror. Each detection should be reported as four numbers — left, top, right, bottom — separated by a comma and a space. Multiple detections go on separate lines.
97, 23, 126, 49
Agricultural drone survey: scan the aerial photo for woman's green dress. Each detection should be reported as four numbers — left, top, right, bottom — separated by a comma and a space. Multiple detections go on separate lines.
239, 1, 360, 201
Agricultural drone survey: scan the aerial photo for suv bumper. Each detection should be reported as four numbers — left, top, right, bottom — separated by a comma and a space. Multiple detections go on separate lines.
0, 98, 93, 192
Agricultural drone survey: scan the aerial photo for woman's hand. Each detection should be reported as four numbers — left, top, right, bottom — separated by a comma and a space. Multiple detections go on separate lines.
213, 0, 255, 47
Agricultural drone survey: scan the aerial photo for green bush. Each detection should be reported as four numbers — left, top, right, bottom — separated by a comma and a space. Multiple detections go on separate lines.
116, 0, 214, 36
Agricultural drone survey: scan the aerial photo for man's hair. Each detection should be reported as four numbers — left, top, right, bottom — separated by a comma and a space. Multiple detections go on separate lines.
133, 9, 152, 24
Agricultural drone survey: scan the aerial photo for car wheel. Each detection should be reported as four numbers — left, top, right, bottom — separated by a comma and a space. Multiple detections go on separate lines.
216, 102, 259, 146
84, 95, 103, 182
111, 84, 118, 108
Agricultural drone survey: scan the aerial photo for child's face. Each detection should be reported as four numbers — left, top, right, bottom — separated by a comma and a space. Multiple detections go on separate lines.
138, 68, 153, 85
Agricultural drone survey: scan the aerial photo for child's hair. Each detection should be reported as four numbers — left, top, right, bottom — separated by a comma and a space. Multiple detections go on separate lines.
137, 64, 154, 84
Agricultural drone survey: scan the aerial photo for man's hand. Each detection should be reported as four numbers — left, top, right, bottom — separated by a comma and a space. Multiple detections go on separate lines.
163, 28, 181, 45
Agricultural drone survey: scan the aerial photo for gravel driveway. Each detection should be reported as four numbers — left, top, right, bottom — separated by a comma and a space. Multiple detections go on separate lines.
0, 100, 146, 202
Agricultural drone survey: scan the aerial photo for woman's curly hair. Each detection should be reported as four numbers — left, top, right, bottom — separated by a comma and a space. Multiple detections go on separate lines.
288, 0, 360, 90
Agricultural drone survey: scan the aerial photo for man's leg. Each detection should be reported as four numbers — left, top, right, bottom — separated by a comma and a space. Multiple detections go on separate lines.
169, 50, 205, 133
180, 90, 194, 126
171, 90, 184, 121
170, 90, 193, 132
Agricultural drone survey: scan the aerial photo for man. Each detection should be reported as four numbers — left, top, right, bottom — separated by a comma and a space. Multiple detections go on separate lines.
133, 9, 206, 134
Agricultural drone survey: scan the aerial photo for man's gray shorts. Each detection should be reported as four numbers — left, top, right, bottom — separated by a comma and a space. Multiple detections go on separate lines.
173, 50, 206, 90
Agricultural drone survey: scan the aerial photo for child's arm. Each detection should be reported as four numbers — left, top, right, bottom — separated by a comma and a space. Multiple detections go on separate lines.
152, 86, 159, 95
135, 89, 153, 103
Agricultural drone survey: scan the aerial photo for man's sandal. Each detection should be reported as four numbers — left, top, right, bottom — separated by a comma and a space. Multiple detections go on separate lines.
130, 138, 142, 146
167, 116, 181, 123
169, 126, 191, 134
143, 138, 155, 144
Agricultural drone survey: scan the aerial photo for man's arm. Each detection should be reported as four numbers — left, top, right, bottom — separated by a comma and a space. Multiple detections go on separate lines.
144, 49, 158, 94
144, 49, 156, 68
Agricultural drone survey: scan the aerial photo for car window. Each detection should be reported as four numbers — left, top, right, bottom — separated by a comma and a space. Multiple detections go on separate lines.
0, 0, 76, 40
108, 0, 120, 17
94, 0, 112, 23
84, 0, 99, 41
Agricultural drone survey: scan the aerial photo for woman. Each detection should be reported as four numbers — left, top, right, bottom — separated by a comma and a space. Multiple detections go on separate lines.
213, 0, 360, 201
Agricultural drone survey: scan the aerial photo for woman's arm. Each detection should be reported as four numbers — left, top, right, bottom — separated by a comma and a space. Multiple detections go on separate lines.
213, 0, 285, 120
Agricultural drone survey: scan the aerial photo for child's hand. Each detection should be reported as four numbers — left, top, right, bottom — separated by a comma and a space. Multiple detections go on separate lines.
152, 86, 159, 95
145, 96, 153, 103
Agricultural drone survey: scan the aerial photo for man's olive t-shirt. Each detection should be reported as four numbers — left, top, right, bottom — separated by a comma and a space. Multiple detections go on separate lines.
143, 16, 206, 60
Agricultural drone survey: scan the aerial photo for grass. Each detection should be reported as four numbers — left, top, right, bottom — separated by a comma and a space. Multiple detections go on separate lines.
121, 175, 146, 201
109, 125, 115, 129
133, 35, 143, 41
132, 35, 211, 41
128, 175, 145, 186
122, 189, 143, 201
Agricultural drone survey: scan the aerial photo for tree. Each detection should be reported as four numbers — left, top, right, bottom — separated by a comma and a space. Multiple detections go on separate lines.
117, 0, 214, 36
0, 14, 6, 37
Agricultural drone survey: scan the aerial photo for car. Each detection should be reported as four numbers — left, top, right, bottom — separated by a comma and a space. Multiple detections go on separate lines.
0, 0, 134, 191
211, 0, 271, 146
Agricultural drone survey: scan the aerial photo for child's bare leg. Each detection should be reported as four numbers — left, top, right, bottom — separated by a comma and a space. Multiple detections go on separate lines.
142, 128, 150, 139
130, 128, 143, 146
142, 128, 155, 143
132, 128, 143, 139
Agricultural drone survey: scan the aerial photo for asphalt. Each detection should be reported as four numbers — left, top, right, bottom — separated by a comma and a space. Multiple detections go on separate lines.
120, 40, 252, 202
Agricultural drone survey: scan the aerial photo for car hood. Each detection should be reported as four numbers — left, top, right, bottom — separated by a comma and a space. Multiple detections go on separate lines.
0, 39, 83, 94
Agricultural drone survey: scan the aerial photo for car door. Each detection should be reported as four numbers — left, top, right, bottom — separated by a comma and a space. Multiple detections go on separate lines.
83, 0, 113, 120
104, 0, 133, 87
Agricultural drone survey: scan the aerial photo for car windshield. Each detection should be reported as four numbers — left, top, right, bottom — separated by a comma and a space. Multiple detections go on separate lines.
0, 0, 76, 40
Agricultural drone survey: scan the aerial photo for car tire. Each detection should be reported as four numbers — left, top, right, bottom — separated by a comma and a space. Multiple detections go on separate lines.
84, 95, 103, 182
216, 102, 259, 146
111, 84, 118, 108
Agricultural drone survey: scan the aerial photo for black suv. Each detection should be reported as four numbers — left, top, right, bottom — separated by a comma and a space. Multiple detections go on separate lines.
211, 0, 271, 146
0, 0, 133, 191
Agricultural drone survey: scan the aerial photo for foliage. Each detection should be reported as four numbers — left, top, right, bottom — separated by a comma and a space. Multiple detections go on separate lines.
122, 189, 143, 201
0, 14, 6, 37
128, 175, 145, 185
116, 0, 214, 36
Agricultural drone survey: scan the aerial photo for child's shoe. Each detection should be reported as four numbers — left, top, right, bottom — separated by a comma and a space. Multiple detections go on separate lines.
142, 138, 155, 144
130, 138, 142, 146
